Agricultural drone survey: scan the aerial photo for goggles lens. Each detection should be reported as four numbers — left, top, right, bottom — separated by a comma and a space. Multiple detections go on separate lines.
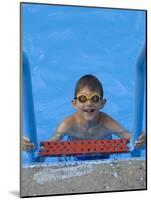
91, 95, 100, 103
78, 95, 87, 103
76, 94, 101, 104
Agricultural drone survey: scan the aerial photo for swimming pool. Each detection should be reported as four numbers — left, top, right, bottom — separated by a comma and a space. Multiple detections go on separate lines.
22, 3, 146, 164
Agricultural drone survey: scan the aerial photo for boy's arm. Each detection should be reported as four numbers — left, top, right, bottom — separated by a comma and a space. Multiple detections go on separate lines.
116, 130, 131, 140
102, 113, 131, 141
49, 117, 73, 141
50, 131, 65, 141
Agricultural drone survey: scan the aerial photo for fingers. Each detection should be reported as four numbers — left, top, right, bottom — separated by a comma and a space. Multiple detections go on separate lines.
135, 139, 145, 148
138, 133, 145, 140
23, 136, 30, 142
22, 137, 35, 151
22, 146, 34, 151
134, 133, 146, 149
24, 142, 35, 149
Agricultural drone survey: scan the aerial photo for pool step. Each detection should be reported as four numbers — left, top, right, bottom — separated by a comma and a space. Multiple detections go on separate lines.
39, 139, 129, 157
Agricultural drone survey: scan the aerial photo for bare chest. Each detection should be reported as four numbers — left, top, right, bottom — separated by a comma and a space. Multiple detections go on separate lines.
68, 124, 112, 140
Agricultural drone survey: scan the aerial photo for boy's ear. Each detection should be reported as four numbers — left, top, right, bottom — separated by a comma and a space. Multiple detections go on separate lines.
72, 99, 76, 107
102, 98, 107, 107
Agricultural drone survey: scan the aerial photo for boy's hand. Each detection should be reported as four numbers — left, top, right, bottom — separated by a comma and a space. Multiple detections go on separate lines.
134, 133, 146, 148
22, 136, 35, 151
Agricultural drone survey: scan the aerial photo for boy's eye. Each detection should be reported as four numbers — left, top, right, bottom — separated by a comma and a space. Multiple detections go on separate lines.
91, 95, 100, 103
78, 95, 87, 103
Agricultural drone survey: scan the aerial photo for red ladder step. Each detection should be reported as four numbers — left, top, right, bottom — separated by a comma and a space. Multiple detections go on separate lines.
39, 139, 129, 157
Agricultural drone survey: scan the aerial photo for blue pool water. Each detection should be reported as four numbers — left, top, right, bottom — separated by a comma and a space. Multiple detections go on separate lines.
22, 3, 146, 164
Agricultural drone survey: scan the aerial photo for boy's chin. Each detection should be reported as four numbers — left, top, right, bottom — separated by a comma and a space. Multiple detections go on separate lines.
82, 112, 96, 121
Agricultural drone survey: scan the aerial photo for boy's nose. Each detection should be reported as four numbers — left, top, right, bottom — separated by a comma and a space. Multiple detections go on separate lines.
85, 99, 92, 105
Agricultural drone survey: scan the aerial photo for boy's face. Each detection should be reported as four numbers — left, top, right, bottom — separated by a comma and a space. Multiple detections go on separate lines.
72, 87, 106, 121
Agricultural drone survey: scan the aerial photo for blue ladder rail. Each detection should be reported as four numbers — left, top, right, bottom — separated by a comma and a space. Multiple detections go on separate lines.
132, 42, 146, 157
22, 52, 38, 163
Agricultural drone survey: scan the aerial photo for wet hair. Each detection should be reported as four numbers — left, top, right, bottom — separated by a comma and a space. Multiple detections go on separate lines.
74, 74, 104, 98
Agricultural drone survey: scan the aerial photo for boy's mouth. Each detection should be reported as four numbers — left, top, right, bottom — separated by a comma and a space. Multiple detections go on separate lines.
83, 109, 95, 113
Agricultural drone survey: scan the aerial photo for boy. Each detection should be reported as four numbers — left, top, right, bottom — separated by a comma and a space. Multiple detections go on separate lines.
50, 74, 131, 141
23, 75, 144, 151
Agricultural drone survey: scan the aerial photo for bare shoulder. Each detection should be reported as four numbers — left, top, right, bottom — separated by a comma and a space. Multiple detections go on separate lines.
99, 112, 131, 140
56, 114, 76, 133
99, 112, 114, 123
50, 115, 77, 140
99, 112, 123, 128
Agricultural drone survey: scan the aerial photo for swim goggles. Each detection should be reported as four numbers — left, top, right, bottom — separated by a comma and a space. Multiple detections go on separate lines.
74, 93, 102, 104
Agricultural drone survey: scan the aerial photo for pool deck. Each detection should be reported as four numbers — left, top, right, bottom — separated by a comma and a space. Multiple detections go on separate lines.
21, 158, 146, 197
